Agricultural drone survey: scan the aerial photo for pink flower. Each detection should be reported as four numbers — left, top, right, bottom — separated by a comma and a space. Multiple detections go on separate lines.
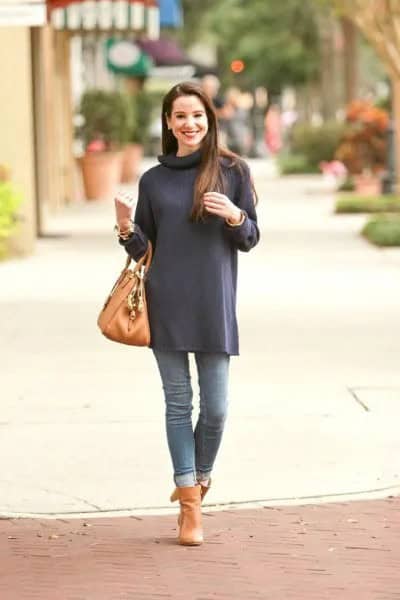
87, 139, 107, 152
319, 160, 347, 177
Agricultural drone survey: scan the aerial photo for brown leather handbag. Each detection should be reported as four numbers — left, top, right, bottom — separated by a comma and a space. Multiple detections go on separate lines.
97, 243, 153, 346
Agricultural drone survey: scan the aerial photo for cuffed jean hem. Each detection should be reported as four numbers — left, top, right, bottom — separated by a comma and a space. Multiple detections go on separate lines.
196, 470, 212, 483
174, 471, 212, 487
174, 471, 197, 487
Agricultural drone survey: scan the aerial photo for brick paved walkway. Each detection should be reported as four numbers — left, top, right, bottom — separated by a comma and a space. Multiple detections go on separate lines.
1, 497, 399, 600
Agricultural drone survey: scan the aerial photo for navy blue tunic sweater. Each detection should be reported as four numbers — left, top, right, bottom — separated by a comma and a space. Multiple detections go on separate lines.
120, 150, 259, 355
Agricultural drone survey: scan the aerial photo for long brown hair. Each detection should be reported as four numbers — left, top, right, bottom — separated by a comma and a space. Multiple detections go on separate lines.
161, 81, 249, 222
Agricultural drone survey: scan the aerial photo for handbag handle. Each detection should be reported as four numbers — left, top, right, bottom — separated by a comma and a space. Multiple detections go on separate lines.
101, 242, 153, 313
124, 241, 153, 274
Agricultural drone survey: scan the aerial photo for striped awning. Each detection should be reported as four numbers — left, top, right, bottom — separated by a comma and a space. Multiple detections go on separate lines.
47, 0, 159, 38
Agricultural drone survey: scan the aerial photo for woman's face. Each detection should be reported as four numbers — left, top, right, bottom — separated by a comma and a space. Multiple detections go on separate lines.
166, 95, 209, 156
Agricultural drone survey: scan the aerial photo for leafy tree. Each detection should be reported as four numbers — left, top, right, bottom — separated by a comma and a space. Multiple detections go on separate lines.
179, 0, 217, 46
329, 1, 400, 78
181, 0, 320, 94
326, 0, 400, 186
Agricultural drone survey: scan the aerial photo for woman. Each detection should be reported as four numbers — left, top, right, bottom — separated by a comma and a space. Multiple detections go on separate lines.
115, 82, 259, 546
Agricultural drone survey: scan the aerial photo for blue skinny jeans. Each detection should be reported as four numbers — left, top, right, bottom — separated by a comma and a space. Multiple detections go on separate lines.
153, 350, 230, 488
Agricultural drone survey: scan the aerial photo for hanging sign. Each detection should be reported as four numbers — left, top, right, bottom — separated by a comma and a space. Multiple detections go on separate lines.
105, 38, 153, 76
0, 0, 46, 26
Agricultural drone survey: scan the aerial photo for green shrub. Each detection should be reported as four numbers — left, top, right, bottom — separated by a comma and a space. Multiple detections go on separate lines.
336, 194, 400, 214
0, 180, 23, 259
290, 121, 345, 170
129, 90, 164, 146
77, 89, 134, 150
362, 214, 400, 246
337, 176, 355, 192
278, 153, 318, 175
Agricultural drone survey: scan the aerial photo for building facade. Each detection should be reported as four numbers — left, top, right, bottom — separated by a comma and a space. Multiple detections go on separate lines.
0, 0, 160, 256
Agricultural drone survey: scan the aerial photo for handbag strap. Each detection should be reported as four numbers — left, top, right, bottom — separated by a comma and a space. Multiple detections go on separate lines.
124, 241, 153, 273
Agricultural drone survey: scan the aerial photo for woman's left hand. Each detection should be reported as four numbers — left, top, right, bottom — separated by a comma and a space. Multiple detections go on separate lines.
203, 192, 242, 224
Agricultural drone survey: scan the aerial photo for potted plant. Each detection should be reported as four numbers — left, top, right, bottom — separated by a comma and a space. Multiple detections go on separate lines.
121, 91, 149, 183
335, 100, 389, 196
77, 90, 133, 200
121, 90, 162, 183
0, 165, 23, 259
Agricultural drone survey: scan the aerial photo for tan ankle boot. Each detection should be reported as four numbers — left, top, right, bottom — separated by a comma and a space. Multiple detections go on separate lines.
198, 478, 211, 502
170, 479, 211, 526
170, 478, 211, 503
177, 485, 203, 546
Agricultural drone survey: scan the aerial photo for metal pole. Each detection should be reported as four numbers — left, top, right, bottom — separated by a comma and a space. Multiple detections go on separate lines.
383, 79, 396, 194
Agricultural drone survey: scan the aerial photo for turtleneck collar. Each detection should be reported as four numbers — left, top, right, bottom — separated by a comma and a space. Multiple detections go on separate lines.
158, 149, 202, 169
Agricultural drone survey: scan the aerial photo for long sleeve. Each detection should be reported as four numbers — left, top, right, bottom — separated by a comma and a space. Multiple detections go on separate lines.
224, 162, 260, 252
119, 176, 157, 261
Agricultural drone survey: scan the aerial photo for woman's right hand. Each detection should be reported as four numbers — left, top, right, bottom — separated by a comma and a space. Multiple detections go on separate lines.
115, 191, 134, 231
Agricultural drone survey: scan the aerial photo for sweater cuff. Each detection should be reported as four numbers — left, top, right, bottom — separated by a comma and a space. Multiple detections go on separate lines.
223, 210, 254, 246
223, 209, 249, 233
118, 223, 148, 261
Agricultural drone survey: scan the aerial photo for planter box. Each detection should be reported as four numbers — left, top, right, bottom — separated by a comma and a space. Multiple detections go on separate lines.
354, 174, 381, 197
80, 151, 123, 201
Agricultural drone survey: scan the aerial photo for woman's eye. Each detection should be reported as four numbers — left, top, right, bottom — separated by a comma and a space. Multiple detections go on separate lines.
175, 113, 204, 119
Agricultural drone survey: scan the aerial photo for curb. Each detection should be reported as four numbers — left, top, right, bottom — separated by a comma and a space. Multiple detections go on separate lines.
2, 483, 399, 520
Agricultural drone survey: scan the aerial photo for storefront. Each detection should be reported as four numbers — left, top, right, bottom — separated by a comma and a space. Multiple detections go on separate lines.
0, 1, 45, 254
0, 0, 160, 256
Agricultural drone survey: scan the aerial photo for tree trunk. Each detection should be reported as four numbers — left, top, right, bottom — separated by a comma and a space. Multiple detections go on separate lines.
392, 75, 400, 192
341, 17, 358, 104
319, 13, 337, 120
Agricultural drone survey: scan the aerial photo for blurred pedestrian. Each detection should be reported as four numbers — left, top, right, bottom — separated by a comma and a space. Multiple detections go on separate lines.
201, 73, 225, 114
201, 73, 229, 145
264, 103, 283, 156
251, 86, 269, 157
114, 81, 259, 546
224, 87, 252, 155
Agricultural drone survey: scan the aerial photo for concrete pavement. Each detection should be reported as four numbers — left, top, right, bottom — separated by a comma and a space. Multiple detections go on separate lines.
1, 160, 400, 517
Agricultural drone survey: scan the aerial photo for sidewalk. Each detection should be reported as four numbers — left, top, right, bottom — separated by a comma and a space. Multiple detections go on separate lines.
2, 497, 399, 599
1, 160, 400, 597
1, 160, 400, 516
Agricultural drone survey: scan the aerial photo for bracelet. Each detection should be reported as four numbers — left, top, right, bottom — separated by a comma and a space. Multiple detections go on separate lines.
226, 210, 246, 227
114, 222, 135, 240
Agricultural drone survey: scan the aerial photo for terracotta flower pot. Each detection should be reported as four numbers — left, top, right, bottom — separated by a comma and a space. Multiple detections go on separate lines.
80, 151, 123, 201
121, 143, 144, 183
354, 174, 381, 197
